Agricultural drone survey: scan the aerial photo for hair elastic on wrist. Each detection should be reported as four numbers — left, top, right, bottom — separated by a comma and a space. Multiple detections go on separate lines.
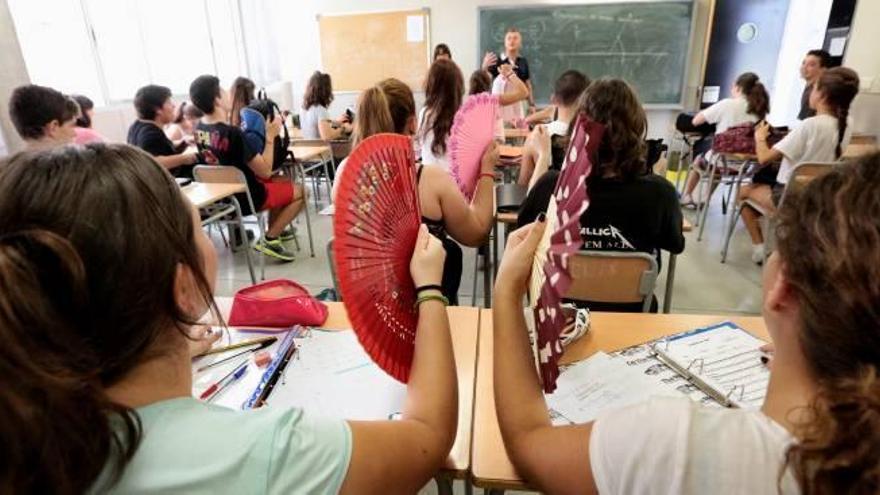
479, 173, 496, 181
415, 284, 443, 295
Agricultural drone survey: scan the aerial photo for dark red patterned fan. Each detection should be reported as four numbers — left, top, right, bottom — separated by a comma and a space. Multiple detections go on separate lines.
333, 133, 421, 383
528, 115, 606, 393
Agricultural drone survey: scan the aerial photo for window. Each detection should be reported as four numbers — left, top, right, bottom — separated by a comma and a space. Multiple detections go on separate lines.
8, 0, 247, 105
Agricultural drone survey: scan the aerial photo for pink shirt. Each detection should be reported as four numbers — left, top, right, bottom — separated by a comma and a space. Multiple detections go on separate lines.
73, 127, 105, 145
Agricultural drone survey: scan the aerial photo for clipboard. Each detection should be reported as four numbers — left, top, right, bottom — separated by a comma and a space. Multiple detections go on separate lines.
243, 330, 298, 409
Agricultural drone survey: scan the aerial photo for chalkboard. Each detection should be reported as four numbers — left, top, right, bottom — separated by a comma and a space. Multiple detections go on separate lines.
479, 1, 695, 106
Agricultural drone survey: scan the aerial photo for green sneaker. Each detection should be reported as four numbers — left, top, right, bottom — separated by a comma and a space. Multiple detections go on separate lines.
253, 237, 295, 262
279, 227, 298, 242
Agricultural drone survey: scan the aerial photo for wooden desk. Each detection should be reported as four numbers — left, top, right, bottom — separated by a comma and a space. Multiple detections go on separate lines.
183, 183, 255, 284
213, 298, 480, 482
290, 144, 332, 162
843, 143, 878, 159
499, 145, 523, 159
471, 310, 768, 491
181, 182, 246, 209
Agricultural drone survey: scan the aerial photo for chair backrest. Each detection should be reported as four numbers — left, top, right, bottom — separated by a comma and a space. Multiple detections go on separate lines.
778, 162, 835, 208
193, 165, 258, 218
326, 237, 340, 298
564, 250, 659, 313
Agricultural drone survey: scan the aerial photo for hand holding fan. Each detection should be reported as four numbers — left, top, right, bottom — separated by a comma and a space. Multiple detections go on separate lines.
333, 134, 421, 383
529, 115, 606, 393
449, 93, 499, 201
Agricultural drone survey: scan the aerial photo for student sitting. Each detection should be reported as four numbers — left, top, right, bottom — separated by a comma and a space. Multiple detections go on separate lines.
739, 67, 859, 264
71, 95, 106, 145
301, 71, 351, 140
164, 102, 203, 147
0, 144, 457, 494
680, 72, 770, 207
229, 76, 256, 127
127, 84, 200, 178
190, 75, 306, 262
493, 151, 880, 495
518, 70, 590, 186
8, 84, 78, 149
517, 79, 684, 312
417, 59, 464, 170
334, 78, 496, 305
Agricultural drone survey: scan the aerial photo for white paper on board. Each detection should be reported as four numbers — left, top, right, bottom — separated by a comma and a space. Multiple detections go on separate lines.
829, 37, 847, 57
701, 86, 720, 104
406, 15, 424, 43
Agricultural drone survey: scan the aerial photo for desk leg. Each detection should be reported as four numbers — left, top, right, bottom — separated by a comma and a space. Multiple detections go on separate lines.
663, 253, 677, 314
290, 164, 316, 257
697, 161, 717, 242
232, 197, 257, 284
434, 477, 453, 495
488, 219, 498, 308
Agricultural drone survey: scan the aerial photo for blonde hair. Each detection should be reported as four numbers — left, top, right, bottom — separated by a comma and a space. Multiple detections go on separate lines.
352, 78, 415, 146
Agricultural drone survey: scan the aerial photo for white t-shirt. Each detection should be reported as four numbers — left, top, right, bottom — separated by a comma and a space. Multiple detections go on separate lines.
301, 104, 330, 140
774, 114, 851, 184
590, 397, 799, 495
546, 119, 569, 138
492, 75, 525, 123
701, 96, 759, 134
417, 107, 450, 170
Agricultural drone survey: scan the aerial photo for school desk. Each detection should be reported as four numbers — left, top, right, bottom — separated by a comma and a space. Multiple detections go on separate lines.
843, 143, 878, 159
471, 309, 768, 492
212, 297, 480, 493
182, 182, 256, 284
289, 143, 335, 214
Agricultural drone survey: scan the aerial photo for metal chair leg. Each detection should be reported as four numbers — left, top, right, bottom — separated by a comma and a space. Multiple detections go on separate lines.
720, 203, 743, 263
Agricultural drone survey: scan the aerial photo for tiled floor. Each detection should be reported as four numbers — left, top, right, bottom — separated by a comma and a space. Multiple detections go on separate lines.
213, 184, 765, 316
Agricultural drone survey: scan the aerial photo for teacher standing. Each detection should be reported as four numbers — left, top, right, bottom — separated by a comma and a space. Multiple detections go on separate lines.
482, 27, 536, 116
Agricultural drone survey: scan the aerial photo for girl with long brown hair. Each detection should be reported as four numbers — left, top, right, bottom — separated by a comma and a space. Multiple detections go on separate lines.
335, 78, 497, 305
494, 151, 880, 494
0, 144, 457, 494
518, 78, 684, 311
417, 59, 465, 170
229, 76, 256, 127
301, 71, 351, 140
739, 66, 859, 264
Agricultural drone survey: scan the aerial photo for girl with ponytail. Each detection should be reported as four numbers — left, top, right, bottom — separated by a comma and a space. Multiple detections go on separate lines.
681, 72, 771, 207
740, 67, 859, 264
491, 152, 880, 495
334, 78, 497, 305
0, 143, 458, 494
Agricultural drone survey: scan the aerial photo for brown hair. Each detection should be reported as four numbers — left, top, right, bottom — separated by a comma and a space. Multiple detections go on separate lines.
815, 67, 859, 158
352, 78, 416, 146
9, 85, 79, 139
572, 78, 647, 180
433, 43, 451, 60
553, 70, 590, 107
735, 72, 770, 120
469, 70, 492, 95
419, 59, 464, 156
303, 71, 334, 110
0, 144, 217, 493
229, 76, 256, 127
776, 152, 880, 494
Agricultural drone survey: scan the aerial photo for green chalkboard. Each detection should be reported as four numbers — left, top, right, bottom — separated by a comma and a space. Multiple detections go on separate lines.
479, 1, 695, 106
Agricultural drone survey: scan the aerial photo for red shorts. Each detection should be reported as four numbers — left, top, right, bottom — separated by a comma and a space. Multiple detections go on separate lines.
259, 179, 295, 210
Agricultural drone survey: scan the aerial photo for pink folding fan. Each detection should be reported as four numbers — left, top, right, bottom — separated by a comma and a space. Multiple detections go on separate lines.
448, 93, 499, 201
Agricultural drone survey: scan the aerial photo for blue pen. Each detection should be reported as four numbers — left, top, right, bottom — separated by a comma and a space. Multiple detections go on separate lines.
201, 360, 249, 402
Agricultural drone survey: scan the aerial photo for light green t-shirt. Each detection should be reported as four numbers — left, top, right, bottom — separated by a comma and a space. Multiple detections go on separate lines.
91, 397, 352, 494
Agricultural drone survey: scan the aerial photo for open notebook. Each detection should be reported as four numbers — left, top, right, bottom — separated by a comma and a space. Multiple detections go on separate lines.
546, 322, 769, 424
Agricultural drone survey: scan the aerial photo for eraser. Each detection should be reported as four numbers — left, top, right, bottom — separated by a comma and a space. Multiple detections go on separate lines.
254, 350, 272, 368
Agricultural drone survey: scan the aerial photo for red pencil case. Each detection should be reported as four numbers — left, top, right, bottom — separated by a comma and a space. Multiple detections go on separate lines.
228, 279, 328, 328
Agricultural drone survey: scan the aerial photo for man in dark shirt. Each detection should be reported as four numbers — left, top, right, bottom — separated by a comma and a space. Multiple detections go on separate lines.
482, 27, 536, 112
189, 75, 305, 262
127, 85, 199, 178
797, 49, 832, 120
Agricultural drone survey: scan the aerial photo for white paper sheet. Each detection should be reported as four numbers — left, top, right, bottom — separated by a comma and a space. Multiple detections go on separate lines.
406, 15, 424, 43
702, 86, 720, 104
829, 37, 847, 57
546, 352, 675, 424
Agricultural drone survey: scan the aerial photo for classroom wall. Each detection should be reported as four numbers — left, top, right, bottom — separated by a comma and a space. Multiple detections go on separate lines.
270, 0, 716, 140
0, 0, 28, 155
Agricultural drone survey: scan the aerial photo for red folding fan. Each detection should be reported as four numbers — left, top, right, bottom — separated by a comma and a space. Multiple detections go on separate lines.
528, 114, 606, 393
448, 93, 499, 201
333, 134, 421, 383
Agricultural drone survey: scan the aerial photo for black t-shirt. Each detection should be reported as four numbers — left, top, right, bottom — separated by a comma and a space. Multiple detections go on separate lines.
518, 170, 684, 312
127, 120, 194, 178
798, 84, 816, 120
194, 122, 265, 213
488, 54, 531, 83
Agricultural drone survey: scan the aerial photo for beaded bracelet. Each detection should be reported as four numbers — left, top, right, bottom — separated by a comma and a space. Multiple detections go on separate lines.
414, 293, 449, 308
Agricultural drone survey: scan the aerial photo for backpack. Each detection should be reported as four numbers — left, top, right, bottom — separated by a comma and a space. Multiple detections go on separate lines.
711, 122, 788, 155
243, 89, 292, 170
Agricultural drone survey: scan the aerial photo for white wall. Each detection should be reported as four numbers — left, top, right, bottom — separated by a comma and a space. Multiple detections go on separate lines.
0, 0, 29, 155
844, 0, 880, 138
269, 0, 715, 140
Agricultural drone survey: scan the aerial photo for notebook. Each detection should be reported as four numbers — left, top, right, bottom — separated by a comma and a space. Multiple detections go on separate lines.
546, 321, 769, 425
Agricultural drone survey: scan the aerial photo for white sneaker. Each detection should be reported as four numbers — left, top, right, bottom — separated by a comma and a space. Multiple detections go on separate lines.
680, 194, 696, 209
751, 244, 765, 265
